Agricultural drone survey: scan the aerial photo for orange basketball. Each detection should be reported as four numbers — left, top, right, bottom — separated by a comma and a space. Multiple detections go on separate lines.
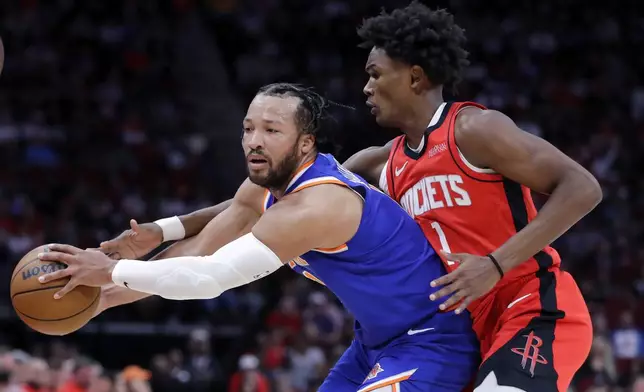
10, 245, 100, 335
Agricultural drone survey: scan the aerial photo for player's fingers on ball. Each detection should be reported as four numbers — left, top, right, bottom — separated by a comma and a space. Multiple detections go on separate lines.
37, 250, 76, 264
438, 291, 463, 311
53, 281, 77, 299
48, 243, 82, 255
39, 269, 71, 284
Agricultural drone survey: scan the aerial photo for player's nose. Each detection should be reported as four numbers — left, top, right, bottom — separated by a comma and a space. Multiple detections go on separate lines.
244, 129, 264, 150
363, 81, 373, 97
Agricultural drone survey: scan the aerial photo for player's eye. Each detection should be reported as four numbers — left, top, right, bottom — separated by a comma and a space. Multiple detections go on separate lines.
267, 128, 279, 133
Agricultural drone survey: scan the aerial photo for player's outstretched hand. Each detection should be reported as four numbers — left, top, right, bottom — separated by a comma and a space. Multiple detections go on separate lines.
429, 251, 502, 314
37, 244, 117, 299
99, 219, 163, 260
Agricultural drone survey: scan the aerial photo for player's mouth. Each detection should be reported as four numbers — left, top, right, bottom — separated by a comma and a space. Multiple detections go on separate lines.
247, 154, 269, 169
366, 101, 378, 115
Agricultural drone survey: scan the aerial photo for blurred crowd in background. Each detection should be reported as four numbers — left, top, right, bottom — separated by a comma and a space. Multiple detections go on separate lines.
1, 0, 644, 391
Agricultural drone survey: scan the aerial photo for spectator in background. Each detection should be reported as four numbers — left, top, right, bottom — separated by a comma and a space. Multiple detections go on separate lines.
576, 336, 617, 391
287, 334, 326, 392
613, 311, 641, 360
260, 329, 288, 371
633, 375, 644, 392
184, 329, 223, 391
21, 358, 52, 392
266, 296, 302, 338
87, 371, 113, 392
166, 349, 191, 387
1, 368, 8, 392
116, 366, 151, 392
613, 310, 642, 386
228, 354, 270, 392
57, 358, 98, 392
302, 292, 343, 348
149, 353, 189, 392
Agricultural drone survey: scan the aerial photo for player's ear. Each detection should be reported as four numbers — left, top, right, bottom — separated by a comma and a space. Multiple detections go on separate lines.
300, 133, 315, 154
410, 65, 429, 92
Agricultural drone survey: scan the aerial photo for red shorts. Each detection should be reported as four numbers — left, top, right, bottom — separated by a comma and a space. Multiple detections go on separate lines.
471, 268, 592, 392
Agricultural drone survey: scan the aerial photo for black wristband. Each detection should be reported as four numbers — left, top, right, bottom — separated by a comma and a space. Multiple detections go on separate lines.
486, 254, 504, 278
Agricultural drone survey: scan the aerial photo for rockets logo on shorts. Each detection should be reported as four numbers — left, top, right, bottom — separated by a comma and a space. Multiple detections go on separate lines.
364, 363, 384, 382
511, 331, 548, 377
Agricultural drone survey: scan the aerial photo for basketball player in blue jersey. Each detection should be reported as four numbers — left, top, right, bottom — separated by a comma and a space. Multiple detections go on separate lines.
39, 83, 479, 391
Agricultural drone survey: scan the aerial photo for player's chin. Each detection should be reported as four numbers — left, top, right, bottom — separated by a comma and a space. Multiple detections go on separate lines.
247, 171, 270, 187
373, 113, 392, 127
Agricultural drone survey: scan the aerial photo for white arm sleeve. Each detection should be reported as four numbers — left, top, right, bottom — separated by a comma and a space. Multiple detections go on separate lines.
111, 233, 284, 300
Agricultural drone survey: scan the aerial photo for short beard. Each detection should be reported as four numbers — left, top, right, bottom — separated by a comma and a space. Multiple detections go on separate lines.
247, 146, 300, 190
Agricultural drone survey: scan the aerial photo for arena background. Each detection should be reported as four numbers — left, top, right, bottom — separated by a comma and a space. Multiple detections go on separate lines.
1, 0, 643, 391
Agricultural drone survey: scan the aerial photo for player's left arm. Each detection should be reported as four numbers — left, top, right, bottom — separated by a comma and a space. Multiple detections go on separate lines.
430, 109, 602, 313
457, 109, 602, 270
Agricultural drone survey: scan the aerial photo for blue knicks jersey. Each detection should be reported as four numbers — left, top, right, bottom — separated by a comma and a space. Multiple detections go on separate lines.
263, 154, 453, 347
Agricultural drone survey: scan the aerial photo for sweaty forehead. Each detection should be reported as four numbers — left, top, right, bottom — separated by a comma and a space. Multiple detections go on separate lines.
245, 95, 300, 124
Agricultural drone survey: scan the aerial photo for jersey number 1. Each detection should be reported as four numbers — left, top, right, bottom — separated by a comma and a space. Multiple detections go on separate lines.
430, 222, 455, 266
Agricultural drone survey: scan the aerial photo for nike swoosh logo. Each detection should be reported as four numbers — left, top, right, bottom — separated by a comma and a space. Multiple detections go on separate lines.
507, 293, 531, 309
407, 327, 435, 335
395, 161, 408, 176
124, 282, 130, 288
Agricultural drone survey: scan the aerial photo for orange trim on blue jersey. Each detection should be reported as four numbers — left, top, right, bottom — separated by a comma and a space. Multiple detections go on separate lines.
262, 189, 271, 212
290, 256, 309, 266
285, 159, 316, 189
303, 271, 326, 286
358, 369, 416, 392
291, 178, 347, 194
312, 244, 349, 254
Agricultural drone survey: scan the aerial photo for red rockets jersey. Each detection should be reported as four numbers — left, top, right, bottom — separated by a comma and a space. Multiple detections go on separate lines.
383, 101, 561, 316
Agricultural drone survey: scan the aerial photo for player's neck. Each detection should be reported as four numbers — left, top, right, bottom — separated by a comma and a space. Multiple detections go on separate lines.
400, 89, 444, 149
270, 151, 318, 198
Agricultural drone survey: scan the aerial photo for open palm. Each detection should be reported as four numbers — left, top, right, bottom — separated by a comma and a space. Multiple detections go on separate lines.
99, 219, 163, 259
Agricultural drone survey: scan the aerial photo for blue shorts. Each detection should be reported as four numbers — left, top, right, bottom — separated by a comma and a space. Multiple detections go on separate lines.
319, 316, 480, 391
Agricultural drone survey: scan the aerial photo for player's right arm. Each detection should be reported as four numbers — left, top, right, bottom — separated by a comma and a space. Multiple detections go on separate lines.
96, 180, 262, 313
55, 183, 361, 304
342, 140, 393, 185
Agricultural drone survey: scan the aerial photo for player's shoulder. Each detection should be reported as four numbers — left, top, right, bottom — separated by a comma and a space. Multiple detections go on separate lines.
455, 107, 515, 144
285, 182, 360, 212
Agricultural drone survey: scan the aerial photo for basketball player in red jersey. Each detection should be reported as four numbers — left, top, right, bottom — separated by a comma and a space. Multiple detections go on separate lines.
344, 3, 601, 391
98, 3, 600, 391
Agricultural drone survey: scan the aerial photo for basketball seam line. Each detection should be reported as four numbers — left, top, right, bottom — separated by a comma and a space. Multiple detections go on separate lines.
13, 289, 101, 322
11, 284, 67, 299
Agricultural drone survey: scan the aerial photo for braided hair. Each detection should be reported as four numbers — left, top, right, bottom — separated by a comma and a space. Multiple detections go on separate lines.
257, 83, 339, 154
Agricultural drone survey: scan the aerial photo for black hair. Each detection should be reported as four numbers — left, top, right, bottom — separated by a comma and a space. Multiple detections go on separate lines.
357, 1, 469, 93
257, 83, 339, 154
